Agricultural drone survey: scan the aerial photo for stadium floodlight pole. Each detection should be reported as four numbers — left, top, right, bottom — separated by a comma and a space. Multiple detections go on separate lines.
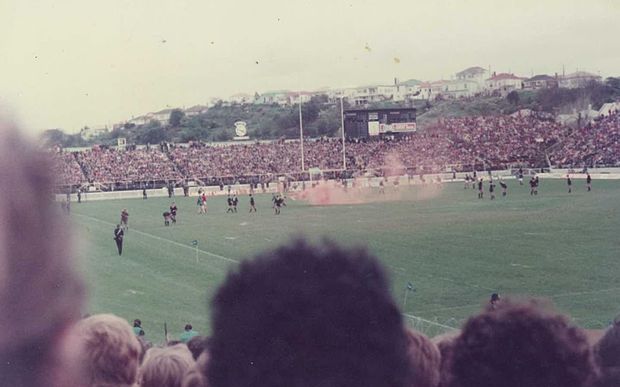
340, 96, 346, 171
299, 94, 305, 171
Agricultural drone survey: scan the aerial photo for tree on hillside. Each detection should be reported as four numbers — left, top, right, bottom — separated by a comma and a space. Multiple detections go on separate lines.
41, 129, 67, 145
507, 90, 520, 105
137, 120, 167, 144
169, 109, 185, 127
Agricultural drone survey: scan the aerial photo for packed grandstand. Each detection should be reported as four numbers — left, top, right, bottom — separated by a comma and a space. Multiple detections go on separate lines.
51, 110, 620, 189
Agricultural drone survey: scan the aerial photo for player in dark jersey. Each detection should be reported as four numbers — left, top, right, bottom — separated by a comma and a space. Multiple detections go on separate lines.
566, 175, 572, 193
170, 202, 178, 224
113, 224, 124, 256
586, 173, 592, 191
163, 211, 171, 226
477, 178, 484, 199
489, 179, 496, 200
517, 168, 524, 185
534, 176, 539, 195
529, 177, 536, 196
499, 179, 507, 197
249, 194, 257, 212
274, 195, 283, 215
226, 196, 234, 213
120, 209, 129, 232
232, 195, 239, 213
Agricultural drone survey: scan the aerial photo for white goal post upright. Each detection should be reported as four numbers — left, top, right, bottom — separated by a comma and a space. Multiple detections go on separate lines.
299, 94, 305, 172
341, 97, 346, 171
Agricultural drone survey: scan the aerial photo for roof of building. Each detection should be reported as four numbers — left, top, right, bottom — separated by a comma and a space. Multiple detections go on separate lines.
151, 108, 175, 115
562, 71, 601, 79
400, 79, 422, 86
487, 73, 525, 81
525, 74, 556, 82
456, 66, 486, 76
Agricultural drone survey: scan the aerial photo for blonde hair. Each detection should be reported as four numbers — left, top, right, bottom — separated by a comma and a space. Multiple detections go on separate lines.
76, 314, 141, 386
140, 344, 195, 387
0, 127, 84, 386
181, 351, 209, 387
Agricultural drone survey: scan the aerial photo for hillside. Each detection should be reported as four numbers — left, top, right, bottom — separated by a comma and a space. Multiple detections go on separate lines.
43, 77, 620, 147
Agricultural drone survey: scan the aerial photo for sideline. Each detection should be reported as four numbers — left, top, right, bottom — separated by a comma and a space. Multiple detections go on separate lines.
73, 212, 240, 264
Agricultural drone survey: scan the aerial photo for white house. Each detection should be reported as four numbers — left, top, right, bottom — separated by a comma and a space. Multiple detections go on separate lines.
287, 91, 313, 105
80, 126, 109, 140
185, 105, 208, 117
228, 93, 253, 104
128, 115, 149, 126
254, 90, 290, 105
456, 66, 488, 84
558, 71, 602, 89
444, 80, 481, 98
485, 73, 525, 95
147, 108, 175, 125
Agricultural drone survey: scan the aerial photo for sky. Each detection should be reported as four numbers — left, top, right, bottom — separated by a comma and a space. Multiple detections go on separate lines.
1, 0, 619, 136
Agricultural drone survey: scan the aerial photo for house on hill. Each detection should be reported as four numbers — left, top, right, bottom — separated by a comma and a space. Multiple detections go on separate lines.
254, 90, 290, 105
147, 109, 175, 125
185, 105, 208, 117
229, 93, 253, 104
485, 73, 525, 95
558, 71, 602, 88
456, 66, 488, 83
523, 74, 558, 90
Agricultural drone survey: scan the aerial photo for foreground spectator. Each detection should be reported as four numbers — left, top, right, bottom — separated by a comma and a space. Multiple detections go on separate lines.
405, 329, 441, 387
182, 352, 209, 387
206, 239, 412, 387
593, 321, 620, 386
75, 314, 141, 387
445, 299, 596, 387
0, 127, 85, 387
140, 344, 195, 387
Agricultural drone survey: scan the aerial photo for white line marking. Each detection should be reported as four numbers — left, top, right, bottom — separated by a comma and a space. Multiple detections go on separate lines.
402, 313, 458, 330
74, 213, 239, 264
547, 287, 620, 299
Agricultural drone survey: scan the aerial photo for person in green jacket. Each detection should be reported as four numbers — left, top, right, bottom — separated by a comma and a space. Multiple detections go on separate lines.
180, 323, 199, 343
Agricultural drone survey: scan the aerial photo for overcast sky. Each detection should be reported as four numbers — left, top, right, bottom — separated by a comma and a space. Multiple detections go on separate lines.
1, 0, 618, 135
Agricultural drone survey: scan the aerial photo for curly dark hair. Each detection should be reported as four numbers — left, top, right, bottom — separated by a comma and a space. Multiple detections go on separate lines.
446, 299, 596, 387
593, 323, 620, 386
206, 238, 411, 387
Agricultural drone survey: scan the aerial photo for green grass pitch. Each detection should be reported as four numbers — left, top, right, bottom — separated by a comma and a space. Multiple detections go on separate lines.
71, 179, 620, 342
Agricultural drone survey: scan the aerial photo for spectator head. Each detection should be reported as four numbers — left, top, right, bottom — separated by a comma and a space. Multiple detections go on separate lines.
595, 321, 620, 368
593, 322, 620, 386
405, 329, 441, 387
182, 352, 209, 387
140, 344, 195, 387
185, 324, 193, 331
0, 128, 84, 387
75, 313, 141, 387
446, 299, 596, 387
206, 239, 411, 387
187, 335, 209, 360
134, 319, 142, 328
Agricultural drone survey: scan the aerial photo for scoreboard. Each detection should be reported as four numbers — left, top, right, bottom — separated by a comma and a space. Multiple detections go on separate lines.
344, 107, 416, 138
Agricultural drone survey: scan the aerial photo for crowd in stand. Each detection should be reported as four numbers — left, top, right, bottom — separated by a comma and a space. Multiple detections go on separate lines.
76, 146, 182, 183
50, 112, 620, 187
551, 113, 620, 167
434, 115, 570, 168
3, 128, 620, 387
51, 150, 86, 186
